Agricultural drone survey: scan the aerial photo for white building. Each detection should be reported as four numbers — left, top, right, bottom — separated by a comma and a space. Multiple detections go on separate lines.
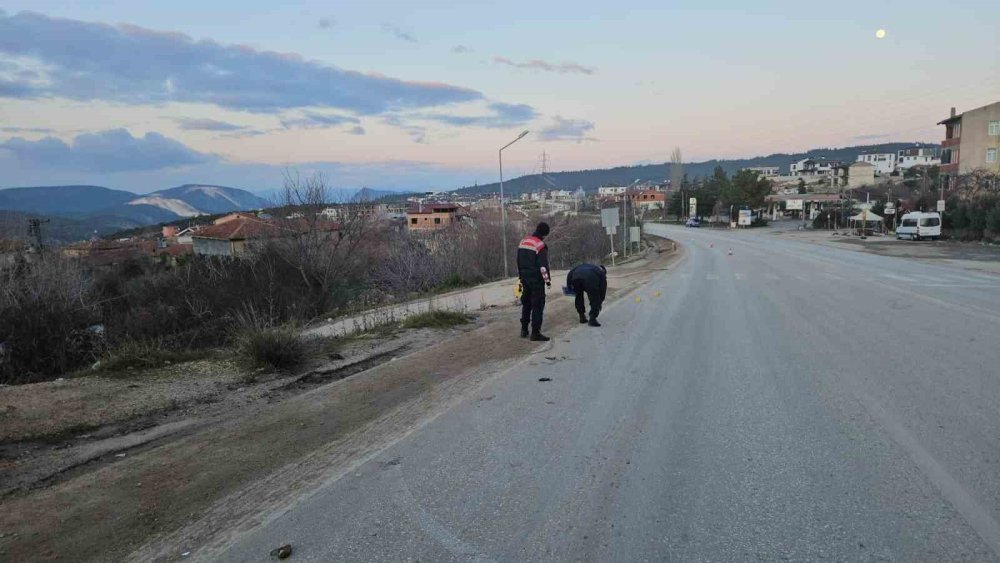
550, 189, 573, 199
744, 166, 780, 177
320, 207, 341, 219
790, 158, 843, 177
897, 147, 941, 170
856, 153, 897, 176
598, 186, 628, 197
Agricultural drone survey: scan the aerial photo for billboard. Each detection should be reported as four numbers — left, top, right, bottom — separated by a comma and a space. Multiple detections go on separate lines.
738, 209, 752, 226
786, 199, 804, 210
688, 197, 698, 215
601, 207, 619, 236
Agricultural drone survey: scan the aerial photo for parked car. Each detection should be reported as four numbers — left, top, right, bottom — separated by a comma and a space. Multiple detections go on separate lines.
896, 212, 941, 241
685, 217, 701, 228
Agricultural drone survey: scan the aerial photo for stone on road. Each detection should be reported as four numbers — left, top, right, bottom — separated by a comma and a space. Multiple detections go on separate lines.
215, 224, 1000, 562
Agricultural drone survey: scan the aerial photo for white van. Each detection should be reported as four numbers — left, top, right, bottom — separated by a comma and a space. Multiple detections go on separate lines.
897, 212, 941, 241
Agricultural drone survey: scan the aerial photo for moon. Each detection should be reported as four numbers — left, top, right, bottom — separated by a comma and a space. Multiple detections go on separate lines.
875, 28, 887, 39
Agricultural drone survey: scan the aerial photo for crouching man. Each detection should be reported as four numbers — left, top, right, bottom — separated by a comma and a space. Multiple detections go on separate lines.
565, 263, 607, 327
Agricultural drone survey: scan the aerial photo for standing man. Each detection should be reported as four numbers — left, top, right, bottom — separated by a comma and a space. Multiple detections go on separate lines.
565, 263, 607, 327
517, 222, 552, 341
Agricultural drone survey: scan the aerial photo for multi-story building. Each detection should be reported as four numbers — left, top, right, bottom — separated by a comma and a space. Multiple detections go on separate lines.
855, 153, 897, 176
405, 203, 463, 231
790, 158, 843, 177
938, 101, 1000, 187
897, 147, 940, 170
629, 190, 666, 210
597, 186, 628, 197
744, 166, 780, 177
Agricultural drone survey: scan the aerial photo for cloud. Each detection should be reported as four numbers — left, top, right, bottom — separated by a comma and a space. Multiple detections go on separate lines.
493, 57, 595, 75
381, 23, 417, 43
0, 11, 479, 114
172, 117, 249, 132
382, 115, 427, 143
852, 133, 890, 141
0, 128, 213, 172
318, 18, 334, 29
537, 116, 597, 143
280, 112, 361, 130
418, 102, 536, 129
347, 126, 366, 136
0, 126, 54, 133
451, 45, 473, 54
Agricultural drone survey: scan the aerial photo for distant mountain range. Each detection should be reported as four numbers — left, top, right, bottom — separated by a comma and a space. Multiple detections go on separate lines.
0, 184, 269, 242
454, 142, 939, 196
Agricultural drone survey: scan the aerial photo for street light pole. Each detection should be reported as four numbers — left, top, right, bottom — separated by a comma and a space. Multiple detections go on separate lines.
499, 130, 529, 279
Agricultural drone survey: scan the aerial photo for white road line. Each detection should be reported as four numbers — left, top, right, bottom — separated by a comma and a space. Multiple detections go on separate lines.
706, 274, 719, 280
734, 273, 746, 280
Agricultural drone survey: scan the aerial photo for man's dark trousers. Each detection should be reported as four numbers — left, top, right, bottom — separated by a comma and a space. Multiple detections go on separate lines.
572, 279, 602, 321
520, 278, 545, 331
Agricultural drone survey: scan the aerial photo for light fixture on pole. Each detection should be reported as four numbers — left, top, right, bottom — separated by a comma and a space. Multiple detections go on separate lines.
499, 130, 529, 278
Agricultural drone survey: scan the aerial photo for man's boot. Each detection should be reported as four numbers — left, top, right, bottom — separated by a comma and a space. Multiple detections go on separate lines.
579, 313, 588, 324
530, 330, 550, 342
588, 318, 601, 327
520, 323, 529, 338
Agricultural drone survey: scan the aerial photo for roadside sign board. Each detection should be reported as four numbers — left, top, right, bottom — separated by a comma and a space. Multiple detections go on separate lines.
688, 197, 697, 215
786, 199, 804, 210
937, 199, 946, 212
738, 209, 752, 226
600, 207, 620, 230
884, 207, 895, 215
630, 226, 641, 243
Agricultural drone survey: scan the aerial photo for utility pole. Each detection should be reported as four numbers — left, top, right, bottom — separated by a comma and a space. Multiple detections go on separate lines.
27, 218, 49, 255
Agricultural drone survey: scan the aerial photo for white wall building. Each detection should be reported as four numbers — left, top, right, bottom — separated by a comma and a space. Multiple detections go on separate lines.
856, 153, 897, 176
897, 147, 941, 170
597, 186, 628, 196
790, 158, 842, 177
744, 166, 780, 177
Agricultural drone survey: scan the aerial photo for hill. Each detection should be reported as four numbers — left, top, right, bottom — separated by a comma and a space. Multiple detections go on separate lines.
0, 185, 135, 216
454, 142, 938, 196
0, 184, 269, 241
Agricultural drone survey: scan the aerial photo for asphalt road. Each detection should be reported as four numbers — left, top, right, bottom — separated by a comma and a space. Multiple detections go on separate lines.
217, 224, 1000, 562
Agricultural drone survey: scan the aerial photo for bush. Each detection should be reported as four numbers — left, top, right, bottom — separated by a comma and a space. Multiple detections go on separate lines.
95, 339, 207, 373
233, 326, 306, 372
0, 256, 100, 384
402, 310, 470, 329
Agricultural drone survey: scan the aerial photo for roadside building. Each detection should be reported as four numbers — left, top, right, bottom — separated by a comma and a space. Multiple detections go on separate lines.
63, 239, 157, 266
191, 217, 282, 257
744, 166, 780, 177
848, 161, 876, 188
213, 212, 258, 225
629, 190, 666, 210
597, 186, 628, 197
856, 153, 897, 176
897, 147, 941, 170
938, 101, 1000, 188
764, 193, 842, 221
790, 158, 843, 177
406, 203, 463, 231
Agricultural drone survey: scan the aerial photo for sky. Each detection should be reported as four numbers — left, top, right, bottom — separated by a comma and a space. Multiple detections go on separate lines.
1, 1, 998, 193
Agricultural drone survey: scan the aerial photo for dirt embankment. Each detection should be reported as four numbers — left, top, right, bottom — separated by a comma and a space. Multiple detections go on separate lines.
0, 237, 681, 562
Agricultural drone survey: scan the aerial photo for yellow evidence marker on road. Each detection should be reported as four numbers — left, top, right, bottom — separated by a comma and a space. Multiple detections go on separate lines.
635, 296, 641, 303
654, 291, 662, 297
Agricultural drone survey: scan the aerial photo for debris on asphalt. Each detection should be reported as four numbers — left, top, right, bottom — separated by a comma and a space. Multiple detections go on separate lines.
538, 377, 552, 382
270, 544, 293, 559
